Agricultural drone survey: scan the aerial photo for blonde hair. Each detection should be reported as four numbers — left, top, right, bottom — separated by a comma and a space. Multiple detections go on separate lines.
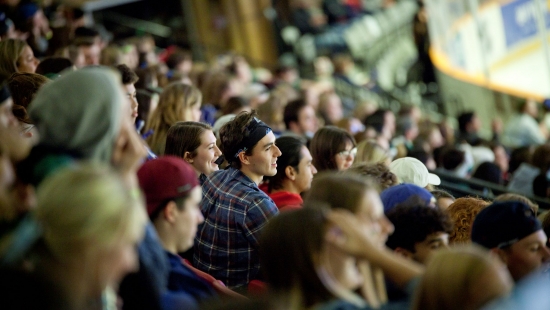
145, 82, 202, 154
412, 244, 511, 310
354, 140, 390, 165
0, 39, 28, 77
35, 164, 147, 260
100, 45, 124, 66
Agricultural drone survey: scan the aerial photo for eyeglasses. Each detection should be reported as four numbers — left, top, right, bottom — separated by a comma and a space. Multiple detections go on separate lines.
337, 148, 357, 158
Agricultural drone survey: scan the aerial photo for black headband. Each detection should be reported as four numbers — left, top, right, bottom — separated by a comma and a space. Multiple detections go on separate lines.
228, 117, 272, 163
0, 83, 10, 104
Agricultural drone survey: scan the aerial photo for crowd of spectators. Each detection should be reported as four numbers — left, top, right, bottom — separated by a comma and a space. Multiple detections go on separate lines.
1, 0, 550, 310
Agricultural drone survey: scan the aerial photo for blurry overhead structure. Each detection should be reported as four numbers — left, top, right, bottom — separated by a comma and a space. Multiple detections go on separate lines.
58, 0, 142, 11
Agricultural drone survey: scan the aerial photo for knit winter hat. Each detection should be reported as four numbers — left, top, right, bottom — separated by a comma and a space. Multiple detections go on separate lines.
29, 67, 124, 162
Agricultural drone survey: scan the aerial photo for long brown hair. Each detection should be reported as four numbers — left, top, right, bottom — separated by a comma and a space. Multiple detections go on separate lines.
145, 82, 202, 154
260, 206, 334, 307
164, 121, 212, 159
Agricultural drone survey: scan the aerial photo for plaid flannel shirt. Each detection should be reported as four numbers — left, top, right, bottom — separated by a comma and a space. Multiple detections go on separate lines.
193, 167, 279, 289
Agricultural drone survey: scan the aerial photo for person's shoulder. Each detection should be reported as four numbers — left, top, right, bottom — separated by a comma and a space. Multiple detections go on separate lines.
204, 168, 236, 187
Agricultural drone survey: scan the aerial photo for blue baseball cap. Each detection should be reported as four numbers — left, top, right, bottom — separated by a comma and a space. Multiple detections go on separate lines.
380, 183, 435, 213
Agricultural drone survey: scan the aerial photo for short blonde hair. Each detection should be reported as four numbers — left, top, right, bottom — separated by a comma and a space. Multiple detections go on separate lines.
100, 45, 124, 66
145, 82, 202, 154
354, 140, 390, 165
412, 244, 511, 310
35, 164, 147, 259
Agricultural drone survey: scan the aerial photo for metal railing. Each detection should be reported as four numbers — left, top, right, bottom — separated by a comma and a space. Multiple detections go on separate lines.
433, 169, 550, 211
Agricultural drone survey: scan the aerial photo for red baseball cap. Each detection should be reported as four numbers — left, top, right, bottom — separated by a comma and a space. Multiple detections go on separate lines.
137, 156, 199, 216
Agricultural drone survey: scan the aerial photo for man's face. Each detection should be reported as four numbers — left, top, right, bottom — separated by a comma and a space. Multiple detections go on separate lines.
293, 146, 317, 193
123, 84, 138, 124
80, 44, 101, 66
412, 232, 449, 265
174, 186, 204, 252
246, 131, 281, 179
470, 115, 482, 132
383, 111, 396, 140
297, 105, 318, 136
501, 230, 550, 281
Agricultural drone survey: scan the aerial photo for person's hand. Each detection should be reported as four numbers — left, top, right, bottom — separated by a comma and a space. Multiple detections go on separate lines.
111, 118, 146, 186
325, 209, 383, 261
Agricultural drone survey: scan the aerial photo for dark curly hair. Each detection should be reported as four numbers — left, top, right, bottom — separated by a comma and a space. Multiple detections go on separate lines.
346, 162, 398, 191
8, 72, 49, 124
115, 64, 139, 85
386, 200, 453, 253
219, 110, 258, 169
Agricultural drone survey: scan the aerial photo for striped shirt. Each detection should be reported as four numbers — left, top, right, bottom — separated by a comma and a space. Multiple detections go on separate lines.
193, 167, 279, 288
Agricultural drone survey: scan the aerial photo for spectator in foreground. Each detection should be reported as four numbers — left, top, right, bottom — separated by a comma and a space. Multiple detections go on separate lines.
31, 164, 147, 310
412, 244, 513, 310
261, 205, 423, 309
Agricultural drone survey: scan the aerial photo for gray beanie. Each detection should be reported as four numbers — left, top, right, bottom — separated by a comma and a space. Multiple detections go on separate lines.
29, 67, 124, 162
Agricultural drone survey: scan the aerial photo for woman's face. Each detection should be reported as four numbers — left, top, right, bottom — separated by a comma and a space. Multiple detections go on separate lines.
189, 102, 201, 122
17, 45, 39, 73
429, 128, 445, 149
190, 130, 222, 176
93, 236, 141, 295
318, 189, 395, 294
355, 189, 395, 246
334, 140, 355, 171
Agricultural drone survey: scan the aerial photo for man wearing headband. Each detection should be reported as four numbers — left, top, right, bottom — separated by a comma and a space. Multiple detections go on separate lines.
194, 110, 281, 289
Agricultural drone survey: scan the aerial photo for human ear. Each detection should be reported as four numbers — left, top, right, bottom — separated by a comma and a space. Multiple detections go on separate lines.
238, 151, 250, 165
491, 248, 509, 264
285, 166, 296, 180
183, 152, 193, 164
394, 247, 413, 259
163, 201, 178, 223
